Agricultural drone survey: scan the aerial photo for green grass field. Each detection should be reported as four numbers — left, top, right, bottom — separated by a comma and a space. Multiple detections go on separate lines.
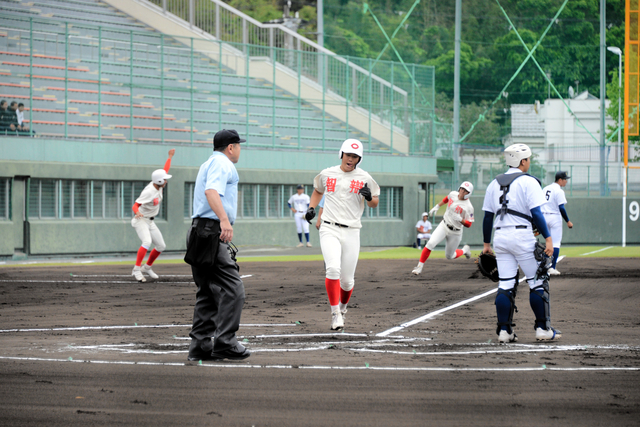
0, 245, 637, 268
234, 245, 640, 263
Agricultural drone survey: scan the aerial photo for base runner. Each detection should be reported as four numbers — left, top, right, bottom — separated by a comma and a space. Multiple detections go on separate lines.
304, 139, 380, 330
411, 182, 474, 275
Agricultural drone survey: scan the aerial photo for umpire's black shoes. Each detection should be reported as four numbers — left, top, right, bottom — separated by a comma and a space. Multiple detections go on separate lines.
187, 339, 214, 361
210, 343, 251, 361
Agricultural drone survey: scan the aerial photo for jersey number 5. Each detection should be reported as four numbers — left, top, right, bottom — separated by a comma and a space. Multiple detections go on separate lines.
545, 190, 551, 201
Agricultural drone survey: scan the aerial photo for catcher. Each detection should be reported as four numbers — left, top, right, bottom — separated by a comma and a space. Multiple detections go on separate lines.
480, 143, 560, 344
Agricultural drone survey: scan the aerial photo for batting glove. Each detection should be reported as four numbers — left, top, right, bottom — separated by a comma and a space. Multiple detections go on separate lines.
429, 206, 438, 218
305, 207, 316, 223
359, 183, 372, 202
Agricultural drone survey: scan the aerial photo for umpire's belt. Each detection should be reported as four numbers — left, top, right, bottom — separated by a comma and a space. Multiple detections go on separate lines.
496, 225, 528, 230
444, 220, 460, 232
324, 221, 349, 228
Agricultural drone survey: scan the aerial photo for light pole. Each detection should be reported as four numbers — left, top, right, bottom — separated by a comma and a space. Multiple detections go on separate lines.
607, 46, 622, 191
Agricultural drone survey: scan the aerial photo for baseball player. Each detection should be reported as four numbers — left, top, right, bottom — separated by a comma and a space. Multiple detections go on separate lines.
411, 182, 474, 275
304, 139, 380, 330
131, 149, 175, 282
482, 143, 560, 343
541, 171, 574, 275
415, 212, 432, 249
288, 185, 312, 247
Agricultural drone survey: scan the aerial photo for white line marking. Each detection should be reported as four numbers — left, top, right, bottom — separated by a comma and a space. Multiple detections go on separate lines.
376, 288, 498, 337
580, 246, 614, 256
70, 274, 253, 278
0, 280, 193, 284
557, 255, 565, 263
378, 269, 546, 337
0, 323, 297, 333
0, 356, 637, 372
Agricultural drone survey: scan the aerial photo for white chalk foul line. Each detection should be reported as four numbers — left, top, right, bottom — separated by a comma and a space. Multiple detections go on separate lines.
69, 274, 253, 279
0, 356, 638, 372
580, 247, 614, 256
0, 323, 297, 333
376, 288, 498, 337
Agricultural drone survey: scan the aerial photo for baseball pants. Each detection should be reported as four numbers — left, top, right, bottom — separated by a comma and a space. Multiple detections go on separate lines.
294, 212, 310, 234
426, 221, 462, 259
544, 213, 563, 249
131, 217, 166, 252
417, 232, 432, 240
494, 227, 544, 291
319, 224, 360, 292
189, 238, 245, 353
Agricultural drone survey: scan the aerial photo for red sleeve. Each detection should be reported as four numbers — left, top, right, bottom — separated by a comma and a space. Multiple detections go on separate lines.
441, 196, 449, 204
463, 220, 472, 228
163, 158, 171, 173
132, 203, 141, 214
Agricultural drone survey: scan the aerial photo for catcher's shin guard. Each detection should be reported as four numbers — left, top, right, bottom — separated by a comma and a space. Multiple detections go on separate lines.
530, 281, 550, 330
495, 287, 518, 335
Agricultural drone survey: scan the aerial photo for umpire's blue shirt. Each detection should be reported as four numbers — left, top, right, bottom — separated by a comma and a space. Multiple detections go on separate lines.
192, 151, 239, 224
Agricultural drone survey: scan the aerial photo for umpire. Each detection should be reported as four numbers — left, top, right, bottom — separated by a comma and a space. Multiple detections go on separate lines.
186, 129, 250, 362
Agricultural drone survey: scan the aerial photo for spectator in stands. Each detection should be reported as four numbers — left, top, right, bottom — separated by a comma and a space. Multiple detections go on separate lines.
8, 101, 19, 129
16, 103, 31, 134
0, 100, 17, 134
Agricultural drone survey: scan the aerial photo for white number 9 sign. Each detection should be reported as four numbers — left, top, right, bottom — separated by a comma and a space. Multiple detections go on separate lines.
630, 201, 640, 222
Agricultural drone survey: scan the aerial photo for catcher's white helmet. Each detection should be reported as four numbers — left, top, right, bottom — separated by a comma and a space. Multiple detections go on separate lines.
339, 138, 364, 166
459, 181, 473, 199
504, 144, 532, 168
151, 169, 172, 186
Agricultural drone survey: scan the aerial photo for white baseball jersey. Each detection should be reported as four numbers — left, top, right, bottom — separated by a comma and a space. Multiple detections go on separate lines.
135, 182, 163, 218
416, 219, 432, 233
442, 191, 474, 229
288, 193, 310, 213
482, 169, 546, 228
313, 165, 380, 229
541, 182, 567, 215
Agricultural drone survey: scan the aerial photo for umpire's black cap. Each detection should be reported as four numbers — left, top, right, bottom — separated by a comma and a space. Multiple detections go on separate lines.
555, 171, 570, 181
214, 129, 246, 149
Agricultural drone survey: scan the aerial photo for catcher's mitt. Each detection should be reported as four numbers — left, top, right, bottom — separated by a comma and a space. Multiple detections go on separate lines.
477, 252, 499, 282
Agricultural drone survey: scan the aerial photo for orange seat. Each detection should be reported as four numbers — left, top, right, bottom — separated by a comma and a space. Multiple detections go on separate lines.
0, 51, 66, 61
70, 99, 153, 108
2, 61, 88, 72
0, 94, 55, 101
47, 86, 127, 96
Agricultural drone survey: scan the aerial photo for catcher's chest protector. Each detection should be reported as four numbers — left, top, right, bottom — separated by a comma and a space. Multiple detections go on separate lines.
495, 172, 540, 222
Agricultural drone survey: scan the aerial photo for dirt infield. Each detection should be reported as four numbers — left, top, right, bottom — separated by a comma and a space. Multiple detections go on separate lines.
0, 256, 639, 426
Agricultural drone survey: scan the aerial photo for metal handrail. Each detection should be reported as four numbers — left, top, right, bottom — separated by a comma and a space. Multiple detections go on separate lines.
145, 0, 407, 97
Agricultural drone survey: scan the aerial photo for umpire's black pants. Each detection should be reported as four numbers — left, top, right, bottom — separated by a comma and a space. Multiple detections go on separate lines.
188, 221, 245, 354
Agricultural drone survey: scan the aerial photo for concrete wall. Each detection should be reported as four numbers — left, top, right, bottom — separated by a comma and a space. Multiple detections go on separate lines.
0, 137, 436, 257
457, 195, 640, 247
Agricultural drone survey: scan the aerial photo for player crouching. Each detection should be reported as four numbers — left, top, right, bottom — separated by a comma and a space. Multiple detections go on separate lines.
411, 182, 474, 275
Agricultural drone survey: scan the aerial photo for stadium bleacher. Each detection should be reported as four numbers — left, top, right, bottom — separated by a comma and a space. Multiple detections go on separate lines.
0, 0, 387, 151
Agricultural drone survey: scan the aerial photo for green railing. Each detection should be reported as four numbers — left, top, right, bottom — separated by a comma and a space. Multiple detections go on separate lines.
0, 13, 438, 155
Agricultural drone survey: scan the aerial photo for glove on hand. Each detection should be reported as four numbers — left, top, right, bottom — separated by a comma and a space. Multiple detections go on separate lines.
359, 183, 372, 202
305, 207, 316, 223
428, 206, 438, 218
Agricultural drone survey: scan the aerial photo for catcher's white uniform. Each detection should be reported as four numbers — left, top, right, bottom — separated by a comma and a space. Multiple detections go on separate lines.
541, 182, 567, 249
288, 192, 311, 234
314, 165, 380, 293
426, 191, 474, 258
483, 169, 547, 291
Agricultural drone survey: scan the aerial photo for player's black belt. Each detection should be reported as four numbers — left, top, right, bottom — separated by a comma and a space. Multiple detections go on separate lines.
443, 220, 460, 232
149, 217, 154, 221
496, 225, 527, 230
324, 221, 349, 228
